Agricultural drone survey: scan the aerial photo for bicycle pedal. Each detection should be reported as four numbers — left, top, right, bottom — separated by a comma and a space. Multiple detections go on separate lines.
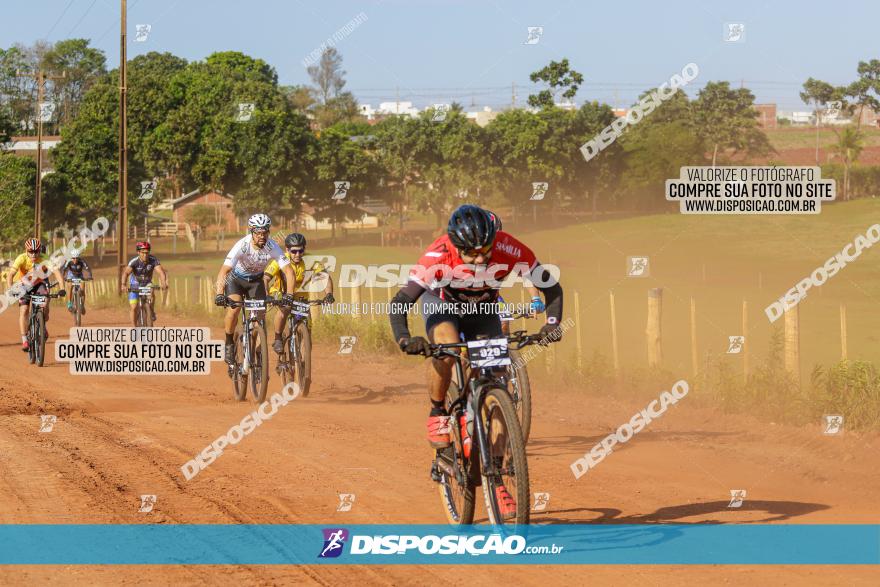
430, 461, 442, 483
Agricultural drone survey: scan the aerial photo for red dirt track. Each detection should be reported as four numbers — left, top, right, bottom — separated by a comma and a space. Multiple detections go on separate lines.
0, 304, 877, 585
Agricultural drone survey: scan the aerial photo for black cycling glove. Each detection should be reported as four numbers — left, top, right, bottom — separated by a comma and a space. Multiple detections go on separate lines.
214, 294, 226, 307
400, 336, 430, 356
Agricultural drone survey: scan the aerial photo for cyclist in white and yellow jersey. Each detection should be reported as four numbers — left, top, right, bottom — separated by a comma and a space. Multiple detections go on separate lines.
263, 233, 334, 354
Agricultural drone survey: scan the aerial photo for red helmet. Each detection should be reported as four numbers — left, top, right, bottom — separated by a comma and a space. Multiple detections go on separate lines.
25, 238, 42, 253
136, 241, 151, 251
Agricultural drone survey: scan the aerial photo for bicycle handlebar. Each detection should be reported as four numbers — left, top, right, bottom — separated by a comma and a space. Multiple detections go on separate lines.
426, 330, 553, 359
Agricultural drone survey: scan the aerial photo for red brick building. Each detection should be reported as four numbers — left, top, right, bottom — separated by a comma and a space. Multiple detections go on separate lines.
171, 190, 241, 232
754, 104, 777, 129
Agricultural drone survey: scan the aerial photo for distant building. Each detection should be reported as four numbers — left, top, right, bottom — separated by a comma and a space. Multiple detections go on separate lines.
359, 104, 375, 120
466, 106, 499, 127
611, 108, 628, 118
168, 190, 241, 232
753, 104, 777, 129
376, 101, 420, 117
2, 135, 61, 173
778, 111, 813, 125
299, 199, 387, 230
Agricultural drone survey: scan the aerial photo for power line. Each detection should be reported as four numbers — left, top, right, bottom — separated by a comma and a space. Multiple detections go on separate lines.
44, 0, 76, 40
67, 0, 99, 38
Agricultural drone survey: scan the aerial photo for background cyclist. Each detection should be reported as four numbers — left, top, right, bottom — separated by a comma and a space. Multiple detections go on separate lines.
120, 241, 169, 326
6, 238, 66, 352
62, 249, 93, 315
214, 214, 297, 364
263, 233, 335, 354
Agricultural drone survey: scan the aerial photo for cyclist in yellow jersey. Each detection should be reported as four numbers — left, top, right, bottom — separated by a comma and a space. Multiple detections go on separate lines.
6, 238, 66, 352
263, 233, 334, 354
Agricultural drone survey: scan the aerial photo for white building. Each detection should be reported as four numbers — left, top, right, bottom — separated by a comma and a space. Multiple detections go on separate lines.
465, 106, 499, 127
376, 101, 420, 117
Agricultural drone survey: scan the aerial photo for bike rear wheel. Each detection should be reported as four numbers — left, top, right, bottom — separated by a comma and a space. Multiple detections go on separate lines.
507, 349, 532, 443
480, 386, 529, 526
232, 325, 248, 401
34, 311, 46, 367
249, 321, 270, 403
295, 321, 312, 397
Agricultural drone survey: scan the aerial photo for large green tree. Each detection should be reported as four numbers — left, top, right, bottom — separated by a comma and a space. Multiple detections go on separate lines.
692, 81, 771, 165
0, 154, 36, 245
527, 58, 584, 109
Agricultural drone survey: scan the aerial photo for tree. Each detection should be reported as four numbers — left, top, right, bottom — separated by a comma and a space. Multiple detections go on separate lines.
0, 154, 36, 245
527, 58, 584, 109
830, 127, 864, 200
845, 60, 880, 130
800, 77, 836, 163
0, 104, 14, 143
42, 39, 107, 130
374, 114, 429, 228
307, 48, 346, 105
186, 204, 218, 235
692, 81, 771, 165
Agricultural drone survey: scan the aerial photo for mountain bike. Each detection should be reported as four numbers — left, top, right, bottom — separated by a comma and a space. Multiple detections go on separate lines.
456, 307, 535, 443
223, 296, 286, 403
26, 282, 65, 367
128, 283, 161, 326
276, 298, 323, 398
68, 277, 92, 327
426, 330, 552, 527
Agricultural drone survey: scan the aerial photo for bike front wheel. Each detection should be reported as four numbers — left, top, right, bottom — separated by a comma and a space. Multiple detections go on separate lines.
507, 349, 532, 443
73, 289, 83, 327
294, 321, 312, 397
249, 321, 269, 403
480, 386, 530, 526
34, 310, 46, 367
232, 326, 248, 401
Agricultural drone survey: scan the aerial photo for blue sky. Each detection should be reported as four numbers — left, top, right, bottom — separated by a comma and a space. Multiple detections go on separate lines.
3, 0, 878, 110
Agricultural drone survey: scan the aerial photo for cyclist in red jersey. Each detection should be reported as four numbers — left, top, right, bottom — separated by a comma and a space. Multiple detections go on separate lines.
389, 205, 563, 499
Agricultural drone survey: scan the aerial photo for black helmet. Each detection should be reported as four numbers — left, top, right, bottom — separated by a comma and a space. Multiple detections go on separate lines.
487, 210, 502, 231
447, 205, 497, 250
284, 233, 307, 248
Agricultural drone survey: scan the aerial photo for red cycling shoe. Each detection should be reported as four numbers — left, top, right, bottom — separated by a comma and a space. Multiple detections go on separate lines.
426, 414, 452, 448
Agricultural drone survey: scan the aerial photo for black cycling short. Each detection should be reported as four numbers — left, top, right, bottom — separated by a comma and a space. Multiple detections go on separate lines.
420, 290, 502, 341
225, 274, 266, 300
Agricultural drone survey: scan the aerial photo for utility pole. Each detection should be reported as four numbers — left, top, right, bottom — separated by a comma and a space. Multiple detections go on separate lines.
117, 0, 129, 291
17, 68, 65, 239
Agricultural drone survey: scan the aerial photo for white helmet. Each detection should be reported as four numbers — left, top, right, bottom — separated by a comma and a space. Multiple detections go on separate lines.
70, 249, 81, 258
248, 213, 271, 231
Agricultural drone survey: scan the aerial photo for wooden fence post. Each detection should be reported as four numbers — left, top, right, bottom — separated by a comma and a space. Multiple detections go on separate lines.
742, 300, 749, 378
609, 291, 620, 373
784, 305, 800, 387
369, 286, 375, 322
690, 297, 698, 377
646, 288, 663, 368
574, 290, 583, 373
840, 303, 848, 361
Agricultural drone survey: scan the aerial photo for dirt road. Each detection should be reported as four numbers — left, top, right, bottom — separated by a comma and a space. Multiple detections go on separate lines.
0, 303, 877, 585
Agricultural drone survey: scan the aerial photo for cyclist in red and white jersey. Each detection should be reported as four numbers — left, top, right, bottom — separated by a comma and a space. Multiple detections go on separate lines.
214, 214, 297, 363
389, 204, 563, 440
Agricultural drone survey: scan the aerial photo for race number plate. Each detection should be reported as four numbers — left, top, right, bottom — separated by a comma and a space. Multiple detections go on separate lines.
466, 338, 511, 368
30, 295, 47, 307
245, 298, 265, 313
139, 286, 153, 297
70, 278, 82, 286
292, 300, 310, 317
498, 308, 514, 322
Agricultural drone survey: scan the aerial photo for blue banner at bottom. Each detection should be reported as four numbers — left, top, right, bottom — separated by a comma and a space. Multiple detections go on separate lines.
0, 524, 877, 565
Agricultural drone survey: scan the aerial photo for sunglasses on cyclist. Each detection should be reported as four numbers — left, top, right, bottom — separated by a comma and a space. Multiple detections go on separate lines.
459, 243, 493, 257
251, 228, 269, 236
287, 247, 305, 255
